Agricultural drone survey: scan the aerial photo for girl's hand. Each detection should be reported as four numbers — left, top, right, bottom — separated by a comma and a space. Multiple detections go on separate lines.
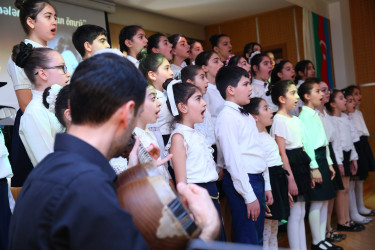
287, 177, 298, 196
350, 160, 358, 175
246, 199, 260, 221
146, 142, 173, 166
329, 165, 336, 180
265, 190, 274, 206
338, 164, 345, 177
288, 192, 294, 208
217, 167, 224, 181
311, 169, 322, 188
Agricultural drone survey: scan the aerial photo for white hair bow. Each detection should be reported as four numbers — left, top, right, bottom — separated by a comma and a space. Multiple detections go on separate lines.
249, 51, 261, 64
166, 79, 182, 116
46, 84, 63, 113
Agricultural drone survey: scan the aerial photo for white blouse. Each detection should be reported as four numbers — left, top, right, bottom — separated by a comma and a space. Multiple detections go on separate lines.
345, 113, 361, 143
203, 83, 225, 128
134, 127, 171, 181
126, 55, 139, 68
166, 123, 218, 184
170, 61, 187, 79
270, 114, 304, 150
317, 109, 335, 142
330, 114, 358, 164
7, 39, 44, 91
259, 131, 283, 168
0, 129, 12, 179
109, 157, 128, 175
155, 90, 174, 135
19, 90, 64, 166
215, 101, 270, 204
251, 78, 266, 98
194, 107, 215, 145
350, 109, 370, 137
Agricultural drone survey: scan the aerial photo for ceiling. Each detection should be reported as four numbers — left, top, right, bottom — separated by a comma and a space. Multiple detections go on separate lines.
112, 0, 294, 25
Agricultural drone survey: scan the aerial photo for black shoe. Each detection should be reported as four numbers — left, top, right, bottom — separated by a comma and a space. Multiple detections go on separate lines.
323, 241, 344, 250
350, 220, 365, 230
360, 210, 375, 216
337, 222, 361, 232
326, 230, 342, 242
311, 241, 329, 250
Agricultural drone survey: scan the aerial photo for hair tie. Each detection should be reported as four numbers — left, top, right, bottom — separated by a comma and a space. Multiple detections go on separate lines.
166, 79, 182, 116
46, 84, 63, 113
249, 51, 261, 64
15, 42, 33, 68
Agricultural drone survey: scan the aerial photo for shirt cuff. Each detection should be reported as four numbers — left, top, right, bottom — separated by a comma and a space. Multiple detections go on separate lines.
265, 181, 271, 191
310, 160, 319, 169
243, 191, 257, 204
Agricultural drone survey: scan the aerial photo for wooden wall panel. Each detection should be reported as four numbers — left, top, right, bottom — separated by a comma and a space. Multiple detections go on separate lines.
204, 25, 220, 50
359, 85, 375, 155
349, 0, 375, 85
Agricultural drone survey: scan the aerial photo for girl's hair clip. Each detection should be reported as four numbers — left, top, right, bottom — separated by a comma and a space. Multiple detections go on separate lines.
249, 51, 261, 64
46, 84, 63, 113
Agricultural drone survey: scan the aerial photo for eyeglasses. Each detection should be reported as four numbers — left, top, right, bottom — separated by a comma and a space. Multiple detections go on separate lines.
35, 65, 68, 75
321, 88, 332, 94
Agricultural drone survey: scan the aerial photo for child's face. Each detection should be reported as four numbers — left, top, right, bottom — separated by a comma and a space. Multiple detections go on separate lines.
191, 69, 209, 95
333, 91, 347, 112
254, 56, 273, 81
90, 34, 110, 55
237, 57, 251, 75
352, 87, 362, 106
319, 81, 330, 104
203, 53, 223, 79
254, 100, 274, 127
216, 36, 232, 60
278, 62, 295, 81
129, 29, 148, 54
154, 58, 174, 87
155, 36, 173, 61
173, 36, 190, 60
190, 42, 203, 62
267, 52, 275, 69
283, 84, 299, 111
232, 76, 252, 106
44, 51, 71, 87
32, 4, 57, 43
305, 63, 316, 78
306, 83, 323, 108
139, 86, 161, 124
185, 89, 207, 124
253, 44, 261, 53
345, 95, 356, 113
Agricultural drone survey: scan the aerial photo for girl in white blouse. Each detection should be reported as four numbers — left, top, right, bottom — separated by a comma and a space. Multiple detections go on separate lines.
270, 80, 311, 250
164, 81, 225, 241
119, 25, 147, 68
168, 34, 190, 79
12, 44, 70, 167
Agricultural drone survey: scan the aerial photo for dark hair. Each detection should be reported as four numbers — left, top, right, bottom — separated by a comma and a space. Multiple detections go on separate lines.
147, 32, 165, 54
243, 97, 263, 115
342, 85, 360, 97
325, 89, 341, 114
119, 25, 142, 52
180, 65, 201, 83
195, 50, 215, 67
139, 53, 166, 83
12, 42, 54, 84
216, 66, 249, 99
250, 52, 269, 76
168, 34, 186, 49
165, 81, 200, 122
227, 56, 243, 67
270, 80, 295, 106
271, 60, 291, 85
298, 77, 320, 103
243, 42, 262, 60
295, 60, 314, 84
15, 0, 55, 35
42, 85, 70, 127
69, 53, 146, 125
209, 34, 228, 49
72, 24, 107, 57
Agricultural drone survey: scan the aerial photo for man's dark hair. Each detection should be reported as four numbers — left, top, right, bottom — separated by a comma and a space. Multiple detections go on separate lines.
72, 24, 107, 57
69, 53, 146, 125
216, 66, 249, 99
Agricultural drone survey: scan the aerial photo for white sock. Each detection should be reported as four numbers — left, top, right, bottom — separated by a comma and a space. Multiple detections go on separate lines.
298, 202, 307, 250
269, 220, 279, 249
263, 220, 272, 250
288, 202, 307, 250
320, 201, 329, 242
349, 181, 368, 221
309, 201, 327, 249
355, 180, 371, 214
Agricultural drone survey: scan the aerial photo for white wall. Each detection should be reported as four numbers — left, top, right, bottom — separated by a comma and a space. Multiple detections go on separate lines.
108, 5, 205, 40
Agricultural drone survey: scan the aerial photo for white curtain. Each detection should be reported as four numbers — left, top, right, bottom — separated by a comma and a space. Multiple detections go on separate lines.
302, 8, 317, 65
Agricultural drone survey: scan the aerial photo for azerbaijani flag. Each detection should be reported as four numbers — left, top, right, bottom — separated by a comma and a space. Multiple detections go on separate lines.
312, 13, 334, 88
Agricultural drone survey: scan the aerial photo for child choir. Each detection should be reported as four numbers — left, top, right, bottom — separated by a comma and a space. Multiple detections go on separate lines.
1, 0, 374, 249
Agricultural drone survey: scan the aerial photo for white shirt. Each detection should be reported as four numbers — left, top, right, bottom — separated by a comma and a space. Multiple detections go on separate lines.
0, 129, 12, 179
299, 106, 333, 169
215, 101, 270, 204
350, 109, 370, 137
7, 39, 44, 91
330, 114, 358, 164
171, 61, 187, 79
109, 157, 128, 175
126, 55, 139, 68
345, 113, 361, 143
134, 127, 171, 181
251, 78, 266, 98
155, 90, 174, 135
290, 80, 304, 116
165, 123, 218, 184
19, 90, 64, 166
203, 83, 225, 128
263, 85, 279, 112
260, 131, 283, 168
317, 109, 335, 142
270, 114, 304, 150
194, 107, 215, 145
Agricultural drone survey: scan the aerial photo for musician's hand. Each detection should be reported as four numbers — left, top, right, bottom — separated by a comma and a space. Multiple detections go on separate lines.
177, 182, 220, 241
128, 137, 141, 168
146, 143, 172, 167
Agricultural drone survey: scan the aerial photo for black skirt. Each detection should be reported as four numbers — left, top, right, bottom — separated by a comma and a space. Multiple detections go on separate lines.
266, 165, 290, 221
310, 147, 336, 201
342, 150, 352, 177
328, 143, 344, 190
354, 136, 375, 180
286, 147, 311, 202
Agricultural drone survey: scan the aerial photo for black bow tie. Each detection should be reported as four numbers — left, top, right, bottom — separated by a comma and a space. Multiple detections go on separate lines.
238, 107, 250, 116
